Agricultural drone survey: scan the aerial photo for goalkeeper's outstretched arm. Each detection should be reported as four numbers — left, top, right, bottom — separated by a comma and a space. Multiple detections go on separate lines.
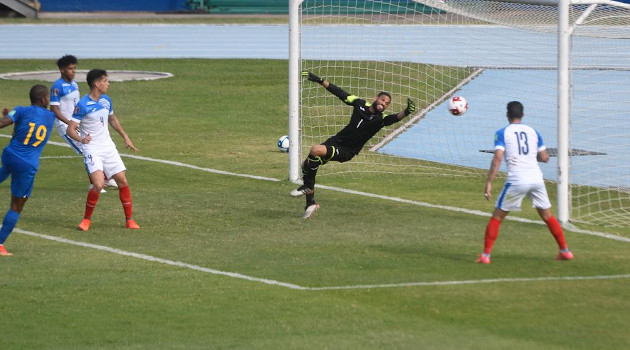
302, 71, 355, 105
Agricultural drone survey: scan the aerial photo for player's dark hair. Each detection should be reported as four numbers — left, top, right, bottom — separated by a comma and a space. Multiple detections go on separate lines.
377, 91, 392, 100
29, 84, 49, 104
87, 69, 108, 89
507, 101, 524, 119
56, 55, 78, 69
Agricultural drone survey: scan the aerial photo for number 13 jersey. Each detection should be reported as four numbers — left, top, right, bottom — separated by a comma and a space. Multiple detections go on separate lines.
494, 123, 546, 184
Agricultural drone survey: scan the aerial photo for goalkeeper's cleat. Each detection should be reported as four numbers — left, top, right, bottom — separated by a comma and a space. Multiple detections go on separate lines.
476, 254, 491, 264
302, 202, 320, 220
555, 249, 574, 261
104, 178, 118, 190
291, 185, 314, 198
125, 219, 140, 229
78, 218, 91, 231
0, 245, 12, 256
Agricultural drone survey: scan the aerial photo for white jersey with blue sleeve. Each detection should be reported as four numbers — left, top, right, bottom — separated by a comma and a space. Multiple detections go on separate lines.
494, 123, 546, 184
50, 78, 80, 129
71, 94, 116, 151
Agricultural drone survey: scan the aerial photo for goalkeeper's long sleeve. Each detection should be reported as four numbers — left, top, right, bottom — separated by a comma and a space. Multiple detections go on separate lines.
325, 83, 357, 105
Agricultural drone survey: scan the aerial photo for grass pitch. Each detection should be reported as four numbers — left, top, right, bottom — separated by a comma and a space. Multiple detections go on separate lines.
0, 59, 628, 349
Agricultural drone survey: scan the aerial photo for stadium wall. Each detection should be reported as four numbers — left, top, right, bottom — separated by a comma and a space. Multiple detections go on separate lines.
40, 0, 190, 12
39, 0, 436, 14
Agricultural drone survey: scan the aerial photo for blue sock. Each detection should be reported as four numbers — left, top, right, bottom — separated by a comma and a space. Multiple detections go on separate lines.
0, 209, 20, 244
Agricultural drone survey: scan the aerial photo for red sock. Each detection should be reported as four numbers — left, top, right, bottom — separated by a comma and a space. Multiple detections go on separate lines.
84, 188, 100, 219
544, 216, 567, 250
119, 185, 133, 220
483, 218, 501, 255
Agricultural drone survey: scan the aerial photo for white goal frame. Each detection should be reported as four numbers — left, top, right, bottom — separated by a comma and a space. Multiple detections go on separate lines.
288, 0, 630, 225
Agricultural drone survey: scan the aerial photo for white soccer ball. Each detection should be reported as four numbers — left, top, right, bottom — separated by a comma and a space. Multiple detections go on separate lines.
277, 135, 290, 152
448, 96, 468, 116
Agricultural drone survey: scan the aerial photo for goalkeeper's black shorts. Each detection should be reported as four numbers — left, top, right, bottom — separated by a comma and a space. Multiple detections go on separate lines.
321, 139, 356, 163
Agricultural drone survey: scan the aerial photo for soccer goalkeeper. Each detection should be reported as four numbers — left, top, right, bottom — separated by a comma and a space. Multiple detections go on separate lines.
291, 71, 416, 219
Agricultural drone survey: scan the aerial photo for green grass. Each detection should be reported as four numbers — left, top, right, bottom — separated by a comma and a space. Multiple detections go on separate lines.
0, 59, 629, 349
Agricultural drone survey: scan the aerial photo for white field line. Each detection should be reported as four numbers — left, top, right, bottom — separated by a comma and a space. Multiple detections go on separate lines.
306, 274, 630, 291
13, 227, 630, 290
15, 228, 307, 290
2, 135, 629, 290
13, 228, 630, 291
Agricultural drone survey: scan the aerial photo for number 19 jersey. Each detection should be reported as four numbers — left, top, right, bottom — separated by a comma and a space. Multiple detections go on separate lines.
6, 105, 56, 166
494, 122, 546, 184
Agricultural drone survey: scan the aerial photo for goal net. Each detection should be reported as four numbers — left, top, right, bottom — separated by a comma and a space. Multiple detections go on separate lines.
291, 0, 630, 227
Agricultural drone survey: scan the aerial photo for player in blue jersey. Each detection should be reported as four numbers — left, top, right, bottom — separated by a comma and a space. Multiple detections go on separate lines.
66, 69, 140, 231
0, 85, 56, 256
476, 101, 573, 264
50, 54, 117, 193
291, 71, 415, 219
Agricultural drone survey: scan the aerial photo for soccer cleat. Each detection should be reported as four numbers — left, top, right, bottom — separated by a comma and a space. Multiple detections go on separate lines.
476, 254, 491, 264
0, 245, 12, 256
555, 250, 574, 261
125, 219, 140, 229
88, 184, 106, 193
104, 178, 118, 190
290, 185, 314, 198
78, 218, 91, 231
302, 202, 319, 220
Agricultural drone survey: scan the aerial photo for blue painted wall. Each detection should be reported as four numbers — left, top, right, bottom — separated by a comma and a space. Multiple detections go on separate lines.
40, 0, 189, 12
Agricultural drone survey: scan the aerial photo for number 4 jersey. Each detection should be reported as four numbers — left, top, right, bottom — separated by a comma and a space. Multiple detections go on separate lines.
71, 94, 116, 150
494, 122, 546, 184
6, 106, 55, 165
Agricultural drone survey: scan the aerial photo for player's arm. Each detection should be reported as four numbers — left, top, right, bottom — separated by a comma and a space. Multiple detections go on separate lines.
0, 108, 14, 128
382, 98, 416, 125
66, 119, 91, 144
484, 149, 504, 201
537, 149, 549, 163
108, 113, 138, 152
50, 105, 71, 125
302, 71, 357, 105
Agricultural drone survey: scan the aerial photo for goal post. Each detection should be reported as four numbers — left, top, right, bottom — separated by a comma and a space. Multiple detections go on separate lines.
288, 0, 630, 227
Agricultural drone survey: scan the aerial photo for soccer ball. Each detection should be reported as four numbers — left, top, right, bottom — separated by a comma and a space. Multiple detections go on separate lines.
448, 96, 468, 116
277, 135, 289, 152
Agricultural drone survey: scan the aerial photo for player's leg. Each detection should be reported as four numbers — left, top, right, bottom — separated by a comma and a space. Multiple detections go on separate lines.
291, 144, 328, 198
1, 160, 35, 256
0, 197, 27, 257
105, 153, 138, 229
531, 185, 573, 260
110, 171, 139, 229
477, 182, 523, 264
79, 152, 106, 231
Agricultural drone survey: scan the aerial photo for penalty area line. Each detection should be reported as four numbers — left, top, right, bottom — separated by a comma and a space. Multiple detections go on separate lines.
15, 228, 307, 290
14, 228, 630, 291
306, 273, 630, 291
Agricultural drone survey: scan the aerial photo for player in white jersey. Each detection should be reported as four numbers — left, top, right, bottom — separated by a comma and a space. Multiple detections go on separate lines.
50, 55, 82, 153
476, 101, 573, 264
66, 69, 140, 231
50, 55, 117, 192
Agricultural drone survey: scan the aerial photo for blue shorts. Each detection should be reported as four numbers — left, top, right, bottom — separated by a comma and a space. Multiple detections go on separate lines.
0, 149, 38, 198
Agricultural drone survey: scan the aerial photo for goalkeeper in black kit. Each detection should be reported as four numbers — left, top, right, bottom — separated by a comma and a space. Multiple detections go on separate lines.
292, 71, 416, 219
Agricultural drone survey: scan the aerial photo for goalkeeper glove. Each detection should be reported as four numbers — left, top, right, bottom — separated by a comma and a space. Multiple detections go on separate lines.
302, 71, 323, 84
404, 98, 416, 116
